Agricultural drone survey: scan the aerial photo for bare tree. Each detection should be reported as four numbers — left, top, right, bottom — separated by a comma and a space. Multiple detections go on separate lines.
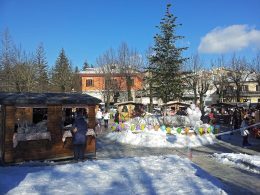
227, 54, 252, 102
252, 51, 260, 86
211, 56, 229, 102
12, 46, 38, 92
96, 48, 122, 109
0, 29, 16, 91
117, 42, 143, 101
71, 66, 82, 92
197, 70, 211, 109
184, 55, 202, 104
144, 47, 155, 112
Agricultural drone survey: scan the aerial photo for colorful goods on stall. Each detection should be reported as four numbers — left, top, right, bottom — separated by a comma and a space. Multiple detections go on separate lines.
111, 123, 119, 131
166, 127, 172, 134
130, 124, 136, 131
214, 125, 220, 134
199, 127, 204, 135
117, 122, 125, 131
161, 125, 166, 132
154, 125, 160, 131
185, 127, 190, 135
111, 105, 215, 138
136, 124, 141, 131
176, 127, 182, 134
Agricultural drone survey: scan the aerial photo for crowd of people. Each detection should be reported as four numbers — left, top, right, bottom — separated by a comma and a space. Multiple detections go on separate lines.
205, 106, 260, 147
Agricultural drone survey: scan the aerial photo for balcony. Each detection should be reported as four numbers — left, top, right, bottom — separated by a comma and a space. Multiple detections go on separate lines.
224, 90, 260, 97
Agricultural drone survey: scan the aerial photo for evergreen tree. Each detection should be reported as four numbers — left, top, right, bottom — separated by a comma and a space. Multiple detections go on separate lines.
34, 43, 49, 92
149, 4, 187, 104
82, 60, 90, 70
51, 48, 73, 92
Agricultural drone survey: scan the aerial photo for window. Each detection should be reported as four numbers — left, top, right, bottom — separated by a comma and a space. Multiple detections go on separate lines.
105, 79, 118, 88
86, 79, 94, 87
130, 79, 134, 86
226, 86, 234, 92
256, 85, 260, 91
241, 85, 248, 91
33, 108, 48, 124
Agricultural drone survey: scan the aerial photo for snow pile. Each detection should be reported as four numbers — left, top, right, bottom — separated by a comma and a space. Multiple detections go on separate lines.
106, 129, 215, 148
110, 104, 215, 142
0, 155, 226, 195
212, 153, 260, 174
187, 103, 202, 128
107, 104, 215, 148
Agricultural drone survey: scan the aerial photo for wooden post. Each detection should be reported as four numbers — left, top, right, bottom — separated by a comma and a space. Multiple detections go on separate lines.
4, 106, 16, 163
47, 105, 62, 143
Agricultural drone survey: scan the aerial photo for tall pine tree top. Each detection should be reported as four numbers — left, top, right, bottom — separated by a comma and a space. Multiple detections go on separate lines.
51, 48, 73, 92
149, 4, 188, 103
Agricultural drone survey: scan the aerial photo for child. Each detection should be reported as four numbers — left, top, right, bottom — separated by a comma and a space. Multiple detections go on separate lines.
103, 109, 110, 128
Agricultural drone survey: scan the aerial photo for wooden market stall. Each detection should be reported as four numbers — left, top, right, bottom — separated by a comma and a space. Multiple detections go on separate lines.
165, 101, 190, 115
114, 101, 144, 122
0, 92, 101, 165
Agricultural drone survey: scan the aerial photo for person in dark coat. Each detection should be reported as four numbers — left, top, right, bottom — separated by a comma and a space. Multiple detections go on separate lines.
72, 109, 88, 162
114, 110, 119, 124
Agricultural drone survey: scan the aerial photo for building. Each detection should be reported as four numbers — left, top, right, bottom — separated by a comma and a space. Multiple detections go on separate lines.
79, 67, 143, 104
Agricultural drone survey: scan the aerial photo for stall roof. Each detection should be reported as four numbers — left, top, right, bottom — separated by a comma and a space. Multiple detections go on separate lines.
114, 101, 143, 106
165, 101, 190, 107
211, 102, 236, 108
0, 92, 102, 106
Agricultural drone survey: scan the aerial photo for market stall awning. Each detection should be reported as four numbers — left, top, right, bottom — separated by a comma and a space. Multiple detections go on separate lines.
0, 92, 102, 106
210, 102, 236, 108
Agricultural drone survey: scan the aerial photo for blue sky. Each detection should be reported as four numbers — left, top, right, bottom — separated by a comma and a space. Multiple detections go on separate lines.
1, 0, 260, 69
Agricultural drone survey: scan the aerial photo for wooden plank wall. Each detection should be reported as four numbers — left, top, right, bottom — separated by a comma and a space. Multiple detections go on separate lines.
3, 105, 97, 164
15, 107, 33, 125
88, 105, 96, 128
4, 106, 16, 162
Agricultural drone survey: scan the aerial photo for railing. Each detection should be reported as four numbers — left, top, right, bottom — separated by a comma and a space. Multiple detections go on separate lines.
225, 90, 260, 95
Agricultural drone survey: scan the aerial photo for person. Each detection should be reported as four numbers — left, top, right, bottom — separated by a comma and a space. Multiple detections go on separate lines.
71, 109, 88, 162
209, 108, 216, 125
169, 107, 176, 116
96, 108, 103, 126
240, 116, 251, 147
114, 110, 119, 123
103, 109, 110, 128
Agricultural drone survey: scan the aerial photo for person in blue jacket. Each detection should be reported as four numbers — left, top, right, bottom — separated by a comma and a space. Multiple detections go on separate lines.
71, 108, 88, 162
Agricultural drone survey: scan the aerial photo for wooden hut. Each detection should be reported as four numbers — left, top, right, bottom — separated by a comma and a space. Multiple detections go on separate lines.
0, 92, 101, 165
165, 101, 190, 113
114, 101, 144, 121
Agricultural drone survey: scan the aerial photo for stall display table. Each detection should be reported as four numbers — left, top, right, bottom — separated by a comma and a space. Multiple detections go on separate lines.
13, 132, 51, 148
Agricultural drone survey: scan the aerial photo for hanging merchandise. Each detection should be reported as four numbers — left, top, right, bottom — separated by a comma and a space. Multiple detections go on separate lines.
177, 127, 182, 134
111, 123, 118, 131
185, 127, 190, 135
199, 127, 204, 135
141, 124, 146, 130
166, 127, 172, 134
161, 125, 166, 132
130, 124, 136, 131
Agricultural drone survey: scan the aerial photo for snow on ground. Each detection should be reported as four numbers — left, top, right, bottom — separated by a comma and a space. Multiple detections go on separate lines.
106, 130, 215, 148
212, 153, 260, 174
0, 155, 226, 195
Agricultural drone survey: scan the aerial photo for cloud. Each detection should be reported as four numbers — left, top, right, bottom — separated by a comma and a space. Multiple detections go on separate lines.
198, 25, 260, 54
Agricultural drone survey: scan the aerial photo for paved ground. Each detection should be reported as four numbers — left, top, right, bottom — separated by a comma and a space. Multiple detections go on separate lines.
95, 125, 260, 195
